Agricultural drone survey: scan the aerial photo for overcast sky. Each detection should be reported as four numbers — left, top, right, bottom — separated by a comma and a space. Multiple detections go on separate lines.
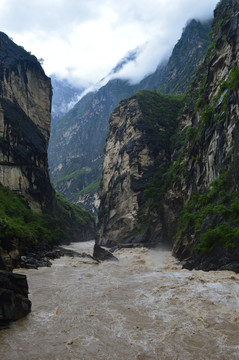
0, 0, 219, 89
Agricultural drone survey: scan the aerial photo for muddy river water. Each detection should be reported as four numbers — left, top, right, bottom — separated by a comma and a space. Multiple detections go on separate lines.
0, 241, 239, 360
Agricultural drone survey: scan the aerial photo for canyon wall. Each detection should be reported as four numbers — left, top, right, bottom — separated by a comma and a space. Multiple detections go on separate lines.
48, 19, 210, 216
169, 0, 239, 271
98, 0, 239, 271
0, 32, 95, 262
98, 91, 183, 246
0, 32, 53, 212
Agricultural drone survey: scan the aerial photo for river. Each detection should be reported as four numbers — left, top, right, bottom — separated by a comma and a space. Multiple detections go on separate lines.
0, 241, 239, 360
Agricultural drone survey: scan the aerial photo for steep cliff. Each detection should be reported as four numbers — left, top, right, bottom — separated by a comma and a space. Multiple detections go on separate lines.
169, 0, 239, 271
0, 32, 53, 212
98, 91, 183, 246
48, 80, 138, 216
48, 19, 211, 215
0, 33, 95, 266
98, 0, 239, 272
0, 33, 95, 325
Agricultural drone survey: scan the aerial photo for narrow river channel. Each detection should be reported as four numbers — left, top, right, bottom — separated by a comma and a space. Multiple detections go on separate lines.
0, 241, 239, 360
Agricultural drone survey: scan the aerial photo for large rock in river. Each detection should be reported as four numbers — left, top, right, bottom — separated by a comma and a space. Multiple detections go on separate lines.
0, 271, 31, 327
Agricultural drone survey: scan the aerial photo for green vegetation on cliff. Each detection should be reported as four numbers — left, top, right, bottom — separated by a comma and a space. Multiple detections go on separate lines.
135, 90, 184, 153
175, 173, 239, 254
170, 0, 239, 269
0, 185, 64, 252
140, 90, 185, 209
55, 192, 93, 225
135, 1, 239, 267
49, 80, 138, 204
0, 184, 94, 257
134, 90, 185, 201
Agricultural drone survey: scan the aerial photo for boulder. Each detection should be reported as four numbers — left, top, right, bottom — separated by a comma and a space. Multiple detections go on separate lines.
0, 271, 31, 328
93, 244, 118, 262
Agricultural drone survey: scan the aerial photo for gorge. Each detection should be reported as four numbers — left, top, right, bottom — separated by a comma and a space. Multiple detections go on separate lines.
0, 0, 239, 356
48, 18, 211, 215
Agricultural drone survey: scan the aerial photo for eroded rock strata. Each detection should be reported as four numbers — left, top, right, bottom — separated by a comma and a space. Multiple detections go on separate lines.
98, 0, 239, 272
0, 33, 95, 325
170, 0, 239, 271
98, 91, 183, 246
0, 32, 95, 256
0, 33, 52, 324
0, 31, 53, 212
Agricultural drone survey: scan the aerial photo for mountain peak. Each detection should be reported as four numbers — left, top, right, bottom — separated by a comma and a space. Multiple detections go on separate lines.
110, 47, 140, 75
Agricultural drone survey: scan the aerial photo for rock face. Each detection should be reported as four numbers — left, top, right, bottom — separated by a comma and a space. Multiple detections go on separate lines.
0, 33, 96, 324
141, 19, 211, 94
98, 0, 239, 271
0, 32, 53, 212
48, 19, 211, 215
169, 0, 239, 271
48, 80, 138, 216
0, 32, 96, 254
93, 244, 118, 261
0, 271, 31, 327
98, 91, 183, 246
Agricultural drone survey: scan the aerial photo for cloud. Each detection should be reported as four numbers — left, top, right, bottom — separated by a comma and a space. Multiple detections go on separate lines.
0, 0, 219, 88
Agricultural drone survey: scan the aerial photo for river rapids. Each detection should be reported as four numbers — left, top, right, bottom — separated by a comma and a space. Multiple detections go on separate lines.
0, 241, 239, 360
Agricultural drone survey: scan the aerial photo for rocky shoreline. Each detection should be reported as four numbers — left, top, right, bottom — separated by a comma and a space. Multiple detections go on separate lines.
0, 244, 101, 328
19, 245, 102, 269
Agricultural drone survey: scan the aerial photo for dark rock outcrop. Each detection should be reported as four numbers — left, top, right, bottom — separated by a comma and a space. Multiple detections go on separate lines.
93, 244, 118, 261
0, 271, 31, 328
19, 246, 99, 269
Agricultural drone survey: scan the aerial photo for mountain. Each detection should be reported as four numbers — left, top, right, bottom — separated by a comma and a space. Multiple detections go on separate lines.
0, 33, 95, 325
98, 0, 239, 272
170, 0, 239, 271
51, 75, 85, 127
141, 19, 211, 93
48, 19, 211, 215
0, 31, 53, 213
48, 79, 138, 215
98, 90, 184, 246
0, 32, 95, 258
